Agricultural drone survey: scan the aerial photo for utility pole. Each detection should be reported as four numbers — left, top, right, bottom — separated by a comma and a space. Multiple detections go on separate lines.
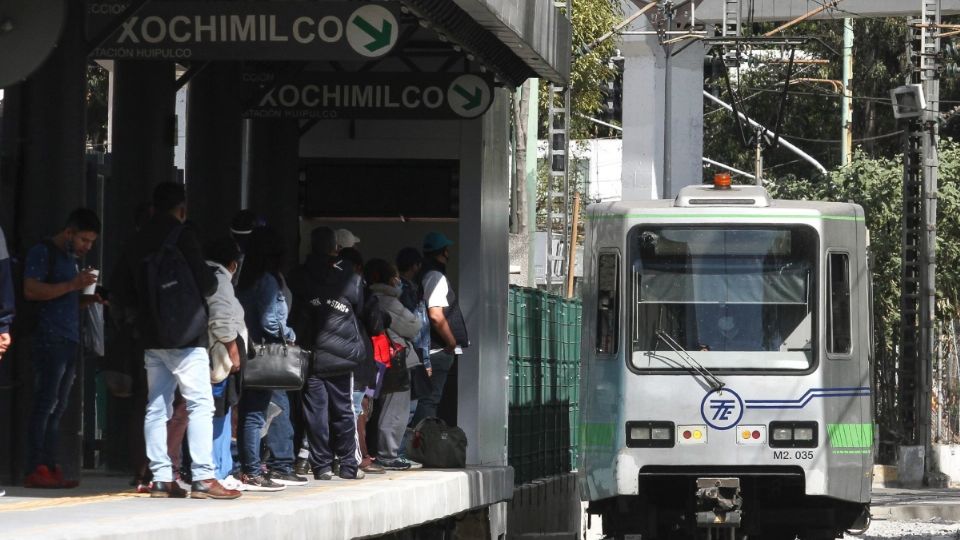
901, 0, 940, 479
841, 19, 854, 165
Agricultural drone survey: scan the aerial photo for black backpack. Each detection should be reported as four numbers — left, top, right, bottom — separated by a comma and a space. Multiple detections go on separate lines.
142, 226, 207, 348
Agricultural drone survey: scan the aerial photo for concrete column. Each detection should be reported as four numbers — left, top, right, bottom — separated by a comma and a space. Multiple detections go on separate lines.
0, 0, 88, 484
5, 5, 87, 248
106, 61, 176, 280
620, 33, 704, 200
458, 89, 510, 466
185, 63, 243, 242
248, 119, 300, 270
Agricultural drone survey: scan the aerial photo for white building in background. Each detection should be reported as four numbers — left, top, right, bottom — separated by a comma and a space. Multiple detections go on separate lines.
533, 138, 623, 287
538, 138, 624, 203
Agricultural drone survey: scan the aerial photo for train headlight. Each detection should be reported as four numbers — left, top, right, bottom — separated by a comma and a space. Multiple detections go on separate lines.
625, 421, 675, 448
772, 428, 793, 441
651, 428, 671, 440
768, 422, 819, 448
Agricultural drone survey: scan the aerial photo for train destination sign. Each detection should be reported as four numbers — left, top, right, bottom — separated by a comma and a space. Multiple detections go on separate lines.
242, 73, 495, 120
87, 2, 404, 60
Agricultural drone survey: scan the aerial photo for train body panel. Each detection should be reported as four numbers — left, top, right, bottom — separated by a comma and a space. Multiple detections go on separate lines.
578, 185, 873, 539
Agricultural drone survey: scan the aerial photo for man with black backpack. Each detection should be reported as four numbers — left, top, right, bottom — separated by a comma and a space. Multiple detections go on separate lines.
22, 208, 102, 489
113, 182, 240, 500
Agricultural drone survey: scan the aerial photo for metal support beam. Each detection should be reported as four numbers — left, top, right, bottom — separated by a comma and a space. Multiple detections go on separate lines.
841, 19, 854, 165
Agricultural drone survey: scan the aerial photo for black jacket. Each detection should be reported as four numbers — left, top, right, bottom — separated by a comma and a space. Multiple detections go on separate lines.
289, 254, 370, 378
420, 258, 469, 348
112, 214, 217, 350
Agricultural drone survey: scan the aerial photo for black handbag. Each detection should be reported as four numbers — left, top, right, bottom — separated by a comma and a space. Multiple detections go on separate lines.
244, 341, 308, 390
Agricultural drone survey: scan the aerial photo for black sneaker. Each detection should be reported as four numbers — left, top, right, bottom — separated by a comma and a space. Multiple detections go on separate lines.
314, 470, 336, 481
239, 473, 285, 492
267, 470, 309, 486
380, 458, 413, 471
293, 458, 311, 476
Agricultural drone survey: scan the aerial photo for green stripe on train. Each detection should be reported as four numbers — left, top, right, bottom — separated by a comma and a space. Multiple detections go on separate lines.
581, 422, 617, 448
585, 213, 864, 222
827, 423, 873, 448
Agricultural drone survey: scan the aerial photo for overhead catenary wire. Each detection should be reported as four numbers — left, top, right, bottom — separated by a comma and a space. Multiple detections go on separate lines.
703, 90, 828, 175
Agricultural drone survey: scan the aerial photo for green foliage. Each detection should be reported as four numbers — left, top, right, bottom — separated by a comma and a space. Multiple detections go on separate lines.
705, 17, 960, 181
539, 0, 622, 140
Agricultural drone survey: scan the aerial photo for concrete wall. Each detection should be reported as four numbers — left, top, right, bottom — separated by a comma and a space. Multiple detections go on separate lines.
299, 91, 512, 467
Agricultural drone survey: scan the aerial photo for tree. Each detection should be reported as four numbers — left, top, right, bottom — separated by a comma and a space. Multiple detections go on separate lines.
512, 0, 621, 235
704, 16, 960, 181
538, 0, 623, 140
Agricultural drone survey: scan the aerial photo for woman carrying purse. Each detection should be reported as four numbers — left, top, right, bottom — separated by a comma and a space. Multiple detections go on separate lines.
235, 227, 305, 491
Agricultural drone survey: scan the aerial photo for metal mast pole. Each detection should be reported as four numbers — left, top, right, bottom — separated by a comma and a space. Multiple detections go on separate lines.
841, 19, 854, 165
919, 0, 940, 476
546, 0, 572, 292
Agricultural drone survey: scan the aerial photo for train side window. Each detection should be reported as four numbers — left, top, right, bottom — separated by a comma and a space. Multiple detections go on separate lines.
827, 252, 852, 355
597, 252, 620, 355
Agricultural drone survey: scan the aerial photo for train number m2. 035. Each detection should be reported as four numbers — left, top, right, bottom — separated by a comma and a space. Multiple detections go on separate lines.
773, 450, 814, 460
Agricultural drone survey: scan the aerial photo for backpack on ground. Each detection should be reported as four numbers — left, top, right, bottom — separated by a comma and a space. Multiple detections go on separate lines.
405, 417, 467, 468
142, 226, 207, 348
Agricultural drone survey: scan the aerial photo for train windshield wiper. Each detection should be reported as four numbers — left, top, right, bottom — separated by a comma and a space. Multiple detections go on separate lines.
654, 329, 725, 391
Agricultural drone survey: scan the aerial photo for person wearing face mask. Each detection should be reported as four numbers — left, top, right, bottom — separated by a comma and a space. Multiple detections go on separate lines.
22, 208, 103, 489
204, 237, 248, 491
365, 259, 423, 470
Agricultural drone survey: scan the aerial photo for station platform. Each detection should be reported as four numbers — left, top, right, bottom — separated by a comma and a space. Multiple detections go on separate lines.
0, 466, 514, 539
871, 487, 960, 521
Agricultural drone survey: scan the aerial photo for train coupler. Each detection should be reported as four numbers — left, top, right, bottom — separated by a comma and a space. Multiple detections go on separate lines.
695, 478, 743, 539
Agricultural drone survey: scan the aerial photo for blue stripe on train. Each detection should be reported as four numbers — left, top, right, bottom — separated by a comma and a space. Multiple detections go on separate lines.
744, 387, 871, 410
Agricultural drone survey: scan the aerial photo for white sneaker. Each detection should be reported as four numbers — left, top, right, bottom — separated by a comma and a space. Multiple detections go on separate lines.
0, 487, 6, 497
220, 475, 246, 491
407, 459, 423, 469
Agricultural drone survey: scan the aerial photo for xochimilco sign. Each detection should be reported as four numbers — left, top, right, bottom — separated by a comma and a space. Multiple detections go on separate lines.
86, 1, 404, 60
243, 72, 495, 120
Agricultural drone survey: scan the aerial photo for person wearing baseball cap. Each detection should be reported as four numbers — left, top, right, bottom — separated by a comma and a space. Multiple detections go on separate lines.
335, 229, 361, 251
412, 232, 468, 425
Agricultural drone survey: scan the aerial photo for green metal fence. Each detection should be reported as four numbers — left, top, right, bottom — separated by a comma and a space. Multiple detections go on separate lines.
507, 285, 582, 484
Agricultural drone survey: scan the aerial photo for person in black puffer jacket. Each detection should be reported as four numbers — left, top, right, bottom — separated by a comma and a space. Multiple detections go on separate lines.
289, 227, 371, 481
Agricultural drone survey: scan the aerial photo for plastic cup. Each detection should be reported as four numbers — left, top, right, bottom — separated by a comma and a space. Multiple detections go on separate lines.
83, 269, 99, 295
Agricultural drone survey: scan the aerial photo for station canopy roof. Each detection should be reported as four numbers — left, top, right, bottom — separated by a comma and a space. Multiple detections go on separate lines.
398, 0, 571, 87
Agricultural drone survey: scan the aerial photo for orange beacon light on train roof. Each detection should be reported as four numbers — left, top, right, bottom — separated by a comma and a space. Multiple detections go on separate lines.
713, 173, 732, 190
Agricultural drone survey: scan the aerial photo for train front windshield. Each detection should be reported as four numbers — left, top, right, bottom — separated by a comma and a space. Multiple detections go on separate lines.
629, 225, 818, 371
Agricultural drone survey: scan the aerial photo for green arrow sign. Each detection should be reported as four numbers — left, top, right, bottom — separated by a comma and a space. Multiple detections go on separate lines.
352, 16, 393, 53
453, 84, 483, 110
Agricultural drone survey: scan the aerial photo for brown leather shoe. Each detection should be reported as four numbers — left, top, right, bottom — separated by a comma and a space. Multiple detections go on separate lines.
190, 479, 241, 500
150, 480, 187, 498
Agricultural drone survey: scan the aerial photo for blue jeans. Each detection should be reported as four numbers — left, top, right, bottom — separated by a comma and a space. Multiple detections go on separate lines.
144, 348, 216, 483
412, 350, 455, 425
212, 402, 233, 480
28, 335, 79, 471
240, 389, 295, 475
265, 391, 295, 474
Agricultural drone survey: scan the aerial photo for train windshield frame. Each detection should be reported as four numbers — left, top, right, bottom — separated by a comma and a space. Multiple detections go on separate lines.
628, 224, 819, 372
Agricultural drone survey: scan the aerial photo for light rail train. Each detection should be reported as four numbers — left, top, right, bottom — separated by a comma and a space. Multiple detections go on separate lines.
578, 179, 873, 540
